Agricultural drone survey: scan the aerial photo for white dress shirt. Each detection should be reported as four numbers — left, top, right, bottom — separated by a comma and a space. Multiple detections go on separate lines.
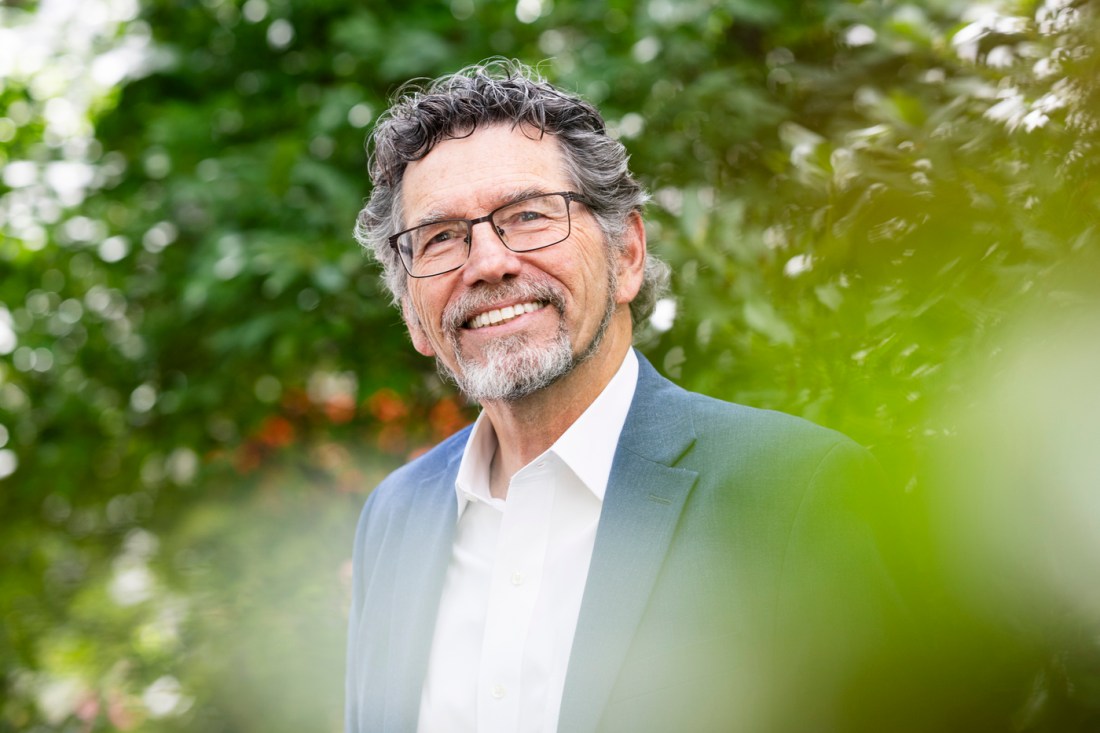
417, 349, 639, 733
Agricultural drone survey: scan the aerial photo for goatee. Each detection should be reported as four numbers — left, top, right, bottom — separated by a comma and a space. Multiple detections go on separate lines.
438, 276, 616, 403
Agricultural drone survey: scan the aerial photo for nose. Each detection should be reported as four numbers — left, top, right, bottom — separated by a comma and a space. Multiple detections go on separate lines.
460, 218, 522, 286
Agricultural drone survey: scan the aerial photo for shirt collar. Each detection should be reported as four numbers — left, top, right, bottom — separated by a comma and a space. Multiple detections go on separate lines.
453, 348, 640, 516
548, 348, 638, 501
454, 410, 499, 515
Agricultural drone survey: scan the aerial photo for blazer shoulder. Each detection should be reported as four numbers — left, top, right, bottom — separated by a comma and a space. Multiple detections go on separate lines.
630, 353, 866, 471
672, 388, 889, 534
352, 423, 470, 543
369, 424, 471, 501
682, 387, 858, 456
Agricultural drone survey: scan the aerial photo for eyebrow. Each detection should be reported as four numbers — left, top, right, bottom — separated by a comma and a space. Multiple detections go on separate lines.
411, 187, 552, 228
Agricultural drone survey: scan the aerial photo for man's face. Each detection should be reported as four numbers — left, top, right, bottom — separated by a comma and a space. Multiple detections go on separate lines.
399, 124, 636, 402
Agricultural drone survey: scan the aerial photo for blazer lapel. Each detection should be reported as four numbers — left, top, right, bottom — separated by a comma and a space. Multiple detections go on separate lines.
558, 354, 699, 733
382, 454, 461, 728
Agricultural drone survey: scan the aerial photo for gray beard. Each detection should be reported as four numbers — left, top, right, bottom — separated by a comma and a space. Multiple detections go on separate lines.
439, 274, 617, 403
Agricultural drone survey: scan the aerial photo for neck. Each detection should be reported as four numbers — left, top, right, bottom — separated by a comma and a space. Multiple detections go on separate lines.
483, 312, 632, 499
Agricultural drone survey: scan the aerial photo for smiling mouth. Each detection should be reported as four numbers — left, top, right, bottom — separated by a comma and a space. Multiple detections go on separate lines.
465, 301, 547, 330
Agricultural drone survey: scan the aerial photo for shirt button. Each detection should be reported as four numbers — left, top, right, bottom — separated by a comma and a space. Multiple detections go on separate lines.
511, 572, 525, 586
491, 684, 506, 699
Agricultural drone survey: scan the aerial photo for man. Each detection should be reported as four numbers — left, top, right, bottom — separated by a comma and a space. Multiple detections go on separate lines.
347, 60, 905, 733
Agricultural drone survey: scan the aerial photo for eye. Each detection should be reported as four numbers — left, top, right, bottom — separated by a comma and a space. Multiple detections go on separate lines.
499, 206, 550, 228
417, 222, 466, 250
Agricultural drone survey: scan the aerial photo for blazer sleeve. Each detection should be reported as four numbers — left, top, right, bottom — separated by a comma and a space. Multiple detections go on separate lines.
345, 489, 377, 733
770, 439, 913, 733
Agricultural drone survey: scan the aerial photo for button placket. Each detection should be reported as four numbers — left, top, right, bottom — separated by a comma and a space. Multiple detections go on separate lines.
476, 464, 553, 732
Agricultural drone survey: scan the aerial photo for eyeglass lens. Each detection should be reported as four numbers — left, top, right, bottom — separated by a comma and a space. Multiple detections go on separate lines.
397, 193, 572, 277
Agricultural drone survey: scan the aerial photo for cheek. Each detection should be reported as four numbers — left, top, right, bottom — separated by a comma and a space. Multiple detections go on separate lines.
403, 292, 441, 357
408, 283, 442, 326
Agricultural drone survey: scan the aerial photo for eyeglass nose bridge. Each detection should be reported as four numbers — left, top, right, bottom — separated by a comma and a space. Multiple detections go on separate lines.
465, 212, 507, 247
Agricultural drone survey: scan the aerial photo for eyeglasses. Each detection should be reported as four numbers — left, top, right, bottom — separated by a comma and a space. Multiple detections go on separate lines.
389, 191, 590, 278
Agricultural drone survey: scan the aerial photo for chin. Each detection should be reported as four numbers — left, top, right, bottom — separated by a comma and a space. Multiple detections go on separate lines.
449, 332, 576, 403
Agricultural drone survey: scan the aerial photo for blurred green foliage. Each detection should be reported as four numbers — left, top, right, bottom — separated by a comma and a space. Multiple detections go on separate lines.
2, 0, 1098, 730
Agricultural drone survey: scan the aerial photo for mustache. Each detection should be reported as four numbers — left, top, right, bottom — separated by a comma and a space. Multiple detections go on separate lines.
442, 279, 566, 332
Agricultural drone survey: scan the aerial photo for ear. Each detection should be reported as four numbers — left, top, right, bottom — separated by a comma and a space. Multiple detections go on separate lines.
402, 297, 436, 357
614, 211, 646, 305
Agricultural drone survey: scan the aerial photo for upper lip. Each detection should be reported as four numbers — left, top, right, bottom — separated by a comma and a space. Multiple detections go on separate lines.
467, 299, 534, 320
443, 279, 563, 332
463, 300, 542, 328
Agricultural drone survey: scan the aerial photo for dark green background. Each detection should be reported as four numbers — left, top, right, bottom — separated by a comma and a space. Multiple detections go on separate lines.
2, 0, 1098, 730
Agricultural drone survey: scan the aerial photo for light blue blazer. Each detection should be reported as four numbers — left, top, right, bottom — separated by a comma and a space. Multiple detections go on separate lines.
346, 352, 900, 733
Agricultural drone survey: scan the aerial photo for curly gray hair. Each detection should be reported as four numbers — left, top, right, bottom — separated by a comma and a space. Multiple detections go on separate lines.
354, 59, 669, 327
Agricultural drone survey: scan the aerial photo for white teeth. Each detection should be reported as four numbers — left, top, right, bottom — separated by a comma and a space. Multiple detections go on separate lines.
467, 301, 544, 330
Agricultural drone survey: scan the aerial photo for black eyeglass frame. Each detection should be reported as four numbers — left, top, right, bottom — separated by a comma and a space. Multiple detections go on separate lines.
388, 191, 592, 279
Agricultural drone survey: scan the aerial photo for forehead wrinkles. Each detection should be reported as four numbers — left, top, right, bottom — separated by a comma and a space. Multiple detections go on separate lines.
399, 126, 571, 220
415, 187, 565, 227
